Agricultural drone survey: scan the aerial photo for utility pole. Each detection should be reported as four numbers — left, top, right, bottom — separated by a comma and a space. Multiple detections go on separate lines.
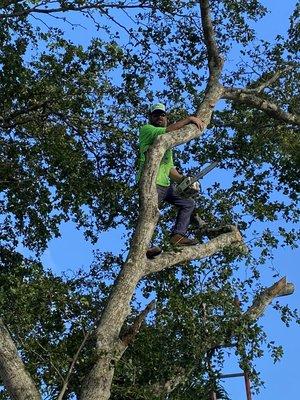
217, 371, 252, 400
211, 391, 217, 400
244, 372, 252, 400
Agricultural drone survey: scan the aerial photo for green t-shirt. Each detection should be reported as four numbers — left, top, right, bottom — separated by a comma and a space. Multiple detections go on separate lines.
138, 124, 174, 187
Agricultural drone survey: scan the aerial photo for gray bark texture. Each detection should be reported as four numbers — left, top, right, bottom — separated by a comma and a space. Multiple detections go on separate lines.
0, 319, 41, 400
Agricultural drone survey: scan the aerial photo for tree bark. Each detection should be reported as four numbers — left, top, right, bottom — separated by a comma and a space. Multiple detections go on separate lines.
0, 319, 41, 400
79, 2, 297, 399
144, 226, 245, 275
246, 277, 295, 320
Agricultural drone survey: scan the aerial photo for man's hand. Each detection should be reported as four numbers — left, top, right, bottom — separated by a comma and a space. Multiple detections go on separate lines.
166, 116, 206, 133
176, 176, 200, 196
188, 116, 205, 130
190, 181, 200, 192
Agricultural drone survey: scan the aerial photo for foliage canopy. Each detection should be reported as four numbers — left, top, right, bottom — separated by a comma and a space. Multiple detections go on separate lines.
0, 0, 299, 399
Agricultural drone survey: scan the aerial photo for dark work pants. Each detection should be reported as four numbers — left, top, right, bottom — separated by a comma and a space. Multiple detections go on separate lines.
157, 184, 196, 236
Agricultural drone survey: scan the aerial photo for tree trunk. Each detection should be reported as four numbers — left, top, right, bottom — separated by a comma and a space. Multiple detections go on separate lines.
0, 319, 41, 400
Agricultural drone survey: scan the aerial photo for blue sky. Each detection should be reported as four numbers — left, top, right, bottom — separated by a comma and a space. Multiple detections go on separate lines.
39, 1, 299, 399
218, 2, 300, 398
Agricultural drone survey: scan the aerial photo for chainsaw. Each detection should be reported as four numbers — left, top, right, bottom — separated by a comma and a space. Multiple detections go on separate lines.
175, 161, 218, 196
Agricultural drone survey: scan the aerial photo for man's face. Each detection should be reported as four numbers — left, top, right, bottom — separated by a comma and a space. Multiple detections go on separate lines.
149, 110, 167, 127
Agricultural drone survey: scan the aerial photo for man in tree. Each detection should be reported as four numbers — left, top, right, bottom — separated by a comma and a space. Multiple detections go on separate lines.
139, 103, 205, 256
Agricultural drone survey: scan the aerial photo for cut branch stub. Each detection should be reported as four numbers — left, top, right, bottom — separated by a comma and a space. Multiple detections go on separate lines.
121, 300, 156, 347
246, 277, 295, 321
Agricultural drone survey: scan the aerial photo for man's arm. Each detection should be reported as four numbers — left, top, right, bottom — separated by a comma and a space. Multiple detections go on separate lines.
166, 116, 205, 132
169, 167, 183, 183
169, 168, 200, 193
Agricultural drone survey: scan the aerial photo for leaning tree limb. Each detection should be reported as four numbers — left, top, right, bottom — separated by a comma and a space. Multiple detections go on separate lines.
0, 318, 41, 400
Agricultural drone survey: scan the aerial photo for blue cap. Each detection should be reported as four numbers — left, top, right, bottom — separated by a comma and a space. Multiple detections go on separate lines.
150, 103, 166, 113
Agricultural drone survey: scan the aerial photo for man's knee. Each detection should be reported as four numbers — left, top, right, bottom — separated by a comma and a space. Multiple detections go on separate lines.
185, 197, 196, 211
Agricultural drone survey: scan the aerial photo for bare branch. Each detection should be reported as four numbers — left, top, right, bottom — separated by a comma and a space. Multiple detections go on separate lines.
57, 330, 90, 400
197, 0, 224, 119
246, 277, 295, 321
199, 0, 223, 76
222, 88, 300, 125
17, 335, 64, 383
0, 319, 41, 400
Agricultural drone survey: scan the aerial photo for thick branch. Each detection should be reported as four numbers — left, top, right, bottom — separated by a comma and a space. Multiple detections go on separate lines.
199, 0, 223, 76
80, 262, 147, 400
197, 0, 224, 118
246, 277, 295, 320
0, 319, 41, 400
81, 104, 225, 400
82, 5, 224, 397
81, 123, 215, 400
144, 226, 246, 275
150, 277, 295, 396
222, 88, 300, 125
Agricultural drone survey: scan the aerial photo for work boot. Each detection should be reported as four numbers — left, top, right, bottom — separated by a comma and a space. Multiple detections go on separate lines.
146, 246, 162, 259
170, 234, 198, 247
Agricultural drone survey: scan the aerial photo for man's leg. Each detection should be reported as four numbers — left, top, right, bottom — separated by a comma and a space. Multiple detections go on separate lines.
165, 186, 198, 246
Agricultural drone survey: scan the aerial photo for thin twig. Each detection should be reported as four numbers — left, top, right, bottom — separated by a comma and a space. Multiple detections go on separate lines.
57, 330, 90, 400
